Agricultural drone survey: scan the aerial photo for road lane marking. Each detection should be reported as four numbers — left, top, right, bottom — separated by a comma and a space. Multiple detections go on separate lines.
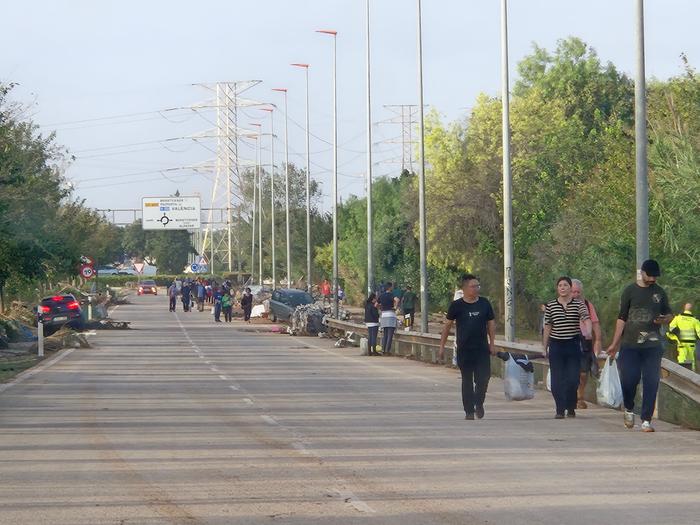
243, 398, 254, 405
218, 375, 228, 381
335, 489, 376, 514
229, 385, 240, 391
261, 415, 278, 426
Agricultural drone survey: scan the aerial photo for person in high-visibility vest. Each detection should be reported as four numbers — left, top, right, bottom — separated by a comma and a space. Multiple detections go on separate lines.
668, 303, 700, 371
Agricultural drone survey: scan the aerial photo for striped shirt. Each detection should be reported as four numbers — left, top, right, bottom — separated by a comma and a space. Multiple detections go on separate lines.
544, 298, 590, 340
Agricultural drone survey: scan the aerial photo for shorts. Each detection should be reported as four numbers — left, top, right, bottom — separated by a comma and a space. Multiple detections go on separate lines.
579, 338, 598, 375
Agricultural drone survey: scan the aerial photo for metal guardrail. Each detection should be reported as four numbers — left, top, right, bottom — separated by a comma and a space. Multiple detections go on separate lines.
325, 318, 700, 429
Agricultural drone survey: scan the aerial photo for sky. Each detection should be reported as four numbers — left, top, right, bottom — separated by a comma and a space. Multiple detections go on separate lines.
2, 0, 698, 221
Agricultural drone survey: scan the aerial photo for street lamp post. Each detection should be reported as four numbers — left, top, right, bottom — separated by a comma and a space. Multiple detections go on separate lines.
250, 122, 263, 285
365, 0, 374, 296
317, 29, 339, 319
261, 107, 276, 289
635, 0, 649, 273
416, 1, 429, 333
501, 0, 515, 342
272, 88, 292, 288
291, 63, 313, 293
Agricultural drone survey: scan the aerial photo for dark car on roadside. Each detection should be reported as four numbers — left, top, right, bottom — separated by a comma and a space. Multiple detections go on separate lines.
137, 280, 158, 295
38, 294, 83, 335
269, 288, 314, 323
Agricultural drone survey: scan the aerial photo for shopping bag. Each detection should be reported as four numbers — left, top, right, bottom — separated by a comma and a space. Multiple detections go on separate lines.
504, 353, 535, 401
596, 356, 623, 408
546, 368, 552, 392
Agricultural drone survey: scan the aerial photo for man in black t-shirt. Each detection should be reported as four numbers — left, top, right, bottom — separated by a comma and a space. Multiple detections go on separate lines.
439, 274, 496, 419
607, 259, 672, 432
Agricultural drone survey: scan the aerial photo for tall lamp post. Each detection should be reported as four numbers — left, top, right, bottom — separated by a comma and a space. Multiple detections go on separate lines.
272, 88, 292, 287
317, 28, 339, 319
365, 0, 374, 296
249, 122, 263, 285
635, 0, 649, 272
416, 1, 429, 333
261, 107, 276, 289
501, 0, 515, 341
291, 63, 313, 293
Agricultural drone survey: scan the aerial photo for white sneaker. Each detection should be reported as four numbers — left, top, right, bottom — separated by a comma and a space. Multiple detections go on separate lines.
623, 410, 635, 429
641, 420, 655, 433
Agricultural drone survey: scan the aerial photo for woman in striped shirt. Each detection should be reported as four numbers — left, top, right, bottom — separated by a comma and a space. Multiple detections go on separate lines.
543, 276, 592, 419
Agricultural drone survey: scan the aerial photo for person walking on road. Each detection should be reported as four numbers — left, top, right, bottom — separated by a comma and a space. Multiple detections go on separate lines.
167, 281, 178, 312
365, 292, 380, 356
241, 287, 253, 323
571, 279, 603, 409
543, 276, 591, 420
221, 290, 232, 322
181, 280, 192, 312
606, 259, 673, 432
213, 286, 223, 323
378, 282, 399, 355
667, 303, 700, 371
401, 285, 417, 329
196, 281, 206, 312
439, 274, 496, 420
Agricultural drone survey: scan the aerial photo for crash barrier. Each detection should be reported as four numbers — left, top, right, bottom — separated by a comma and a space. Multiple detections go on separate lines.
325, 318, 700, 430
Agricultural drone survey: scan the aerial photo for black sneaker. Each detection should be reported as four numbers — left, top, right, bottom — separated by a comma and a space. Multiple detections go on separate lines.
566, 410, 576, 418
555, 413, 565, 419
475, 405, 485, 419
465, 413, 475, 420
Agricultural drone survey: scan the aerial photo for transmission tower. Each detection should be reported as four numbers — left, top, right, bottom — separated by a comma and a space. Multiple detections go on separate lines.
193, 80, 262, 276
376, 104, 419, 172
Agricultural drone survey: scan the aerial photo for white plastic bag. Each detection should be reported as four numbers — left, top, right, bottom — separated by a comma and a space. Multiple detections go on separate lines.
546, 368, 552, 392
504, 354, 535, 401
596, 356, 623, 408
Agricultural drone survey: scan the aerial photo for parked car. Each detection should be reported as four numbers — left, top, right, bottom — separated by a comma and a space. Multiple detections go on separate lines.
96, 266, 119, 276
37, 294, 83, 335
269, 289, 314, 323
117, 268, 138, 275
137, 280, 158, 295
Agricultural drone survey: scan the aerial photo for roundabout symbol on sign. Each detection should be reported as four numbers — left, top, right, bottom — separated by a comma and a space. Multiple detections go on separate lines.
80, 264, 95, 279
190, 263, 200, 273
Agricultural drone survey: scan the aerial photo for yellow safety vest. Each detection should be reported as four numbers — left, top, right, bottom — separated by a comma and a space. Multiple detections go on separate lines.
668, 311, 700, 368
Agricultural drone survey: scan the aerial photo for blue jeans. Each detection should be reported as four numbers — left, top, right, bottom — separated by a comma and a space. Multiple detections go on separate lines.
548, 338, 581, 415
618, 345, 664, 421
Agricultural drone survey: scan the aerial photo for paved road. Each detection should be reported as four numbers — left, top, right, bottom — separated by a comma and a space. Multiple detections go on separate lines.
1, 295, 699, 524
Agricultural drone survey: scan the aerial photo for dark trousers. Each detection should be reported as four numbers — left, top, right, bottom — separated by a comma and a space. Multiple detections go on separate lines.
458, 351, 491, 415
618, 345, 664, 421
548, 338, 581, 415
367, 325, 379, 352
381, 326, 395, 354
243, 307, 252, 321
214, 302, 222, 321
223, 306, 232, 322
169, 297, 176, 311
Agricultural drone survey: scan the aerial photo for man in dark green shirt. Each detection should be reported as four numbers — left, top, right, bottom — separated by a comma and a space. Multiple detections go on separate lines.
607, 259, 673, 432
401, 285, 417, 329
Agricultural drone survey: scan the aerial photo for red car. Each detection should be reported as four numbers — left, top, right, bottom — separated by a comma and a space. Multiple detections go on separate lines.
137, 280, 158, 295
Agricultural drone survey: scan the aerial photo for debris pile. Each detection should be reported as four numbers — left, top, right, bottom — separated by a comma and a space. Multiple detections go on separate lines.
288, 303, 328, 336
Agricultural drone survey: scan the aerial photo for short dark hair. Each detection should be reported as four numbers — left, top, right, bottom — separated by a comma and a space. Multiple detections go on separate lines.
460, 274, 479, 286
386, 281, 393, 289
367, 292, 376, 304
557, 276, 572, 287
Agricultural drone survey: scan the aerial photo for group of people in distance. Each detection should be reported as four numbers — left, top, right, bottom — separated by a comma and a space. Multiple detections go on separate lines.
364, 282, 419, 356
436, 258, 677, 432
167, 278, 253, 323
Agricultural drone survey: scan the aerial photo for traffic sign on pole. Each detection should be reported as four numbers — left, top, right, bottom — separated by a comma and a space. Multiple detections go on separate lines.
190, 263, 200, 273
80, 264, 95, 279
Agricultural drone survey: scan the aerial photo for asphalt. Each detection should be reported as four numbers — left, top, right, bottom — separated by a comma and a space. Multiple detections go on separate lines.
0, 295, 699, 524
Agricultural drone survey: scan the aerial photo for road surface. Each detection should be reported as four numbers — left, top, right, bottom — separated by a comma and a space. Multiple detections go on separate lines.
1, 295, 698, 524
